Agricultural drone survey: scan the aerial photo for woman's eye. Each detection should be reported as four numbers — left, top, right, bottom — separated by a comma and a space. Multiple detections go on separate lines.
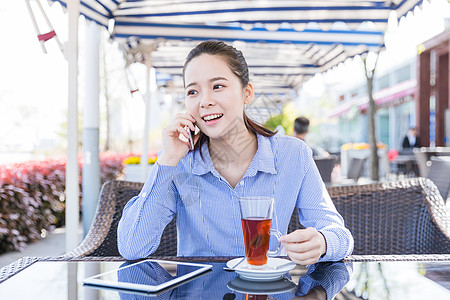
213, 84, 224, 90
186, 90, 198, 96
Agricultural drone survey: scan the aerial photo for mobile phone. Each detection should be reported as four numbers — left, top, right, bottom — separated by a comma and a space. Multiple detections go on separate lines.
188, 128, 195, 150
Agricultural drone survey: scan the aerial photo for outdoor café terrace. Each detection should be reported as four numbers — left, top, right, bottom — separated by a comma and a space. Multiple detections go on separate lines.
1, 0, 450, 299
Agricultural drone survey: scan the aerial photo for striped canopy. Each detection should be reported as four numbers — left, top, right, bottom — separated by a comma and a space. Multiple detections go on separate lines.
48, 0, 424, 119
51, 0, 422, 30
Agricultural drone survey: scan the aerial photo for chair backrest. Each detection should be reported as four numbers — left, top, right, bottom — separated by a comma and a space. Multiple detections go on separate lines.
64, 180, 177, 257
67, 178, 450, 257
427, 156, 450, 201
65, 180, 304, 257
413, 149, 430, 177
347, 157, 366, 181
314, 156, 337, 184
327, 177, 450, 255
413, 148, 450, 178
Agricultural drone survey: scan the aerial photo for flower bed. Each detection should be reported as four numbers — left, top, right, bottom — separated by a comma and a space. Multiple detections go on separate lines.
123, 153, 158, 182
0, 153, 126, 253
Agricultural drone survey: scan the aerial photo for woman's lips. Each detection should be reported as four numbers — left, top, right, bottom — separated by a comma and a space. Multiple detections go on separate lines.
203, 117, 222, 126
202, 114, 223, 126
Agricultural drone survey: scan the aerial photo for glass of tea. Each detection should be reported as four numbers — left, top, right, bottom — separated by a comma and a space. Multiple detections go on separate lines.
238, 196, 282, 268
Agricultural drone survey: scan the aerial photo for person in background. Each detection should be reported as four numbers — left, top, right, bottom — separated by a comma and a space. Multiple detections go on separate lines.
293, 116, 329, 158
402, 127, 420, 150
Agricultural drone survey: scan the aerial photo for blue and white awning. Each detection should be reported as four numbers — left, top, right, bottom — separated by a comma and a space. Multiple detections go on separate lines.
50, 0, 423, 30
47, 0, 426, 98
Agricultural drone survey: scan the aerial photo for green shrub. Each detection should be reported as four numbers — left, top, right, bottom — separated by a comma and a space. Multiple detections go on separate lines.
0, 153, 126, 253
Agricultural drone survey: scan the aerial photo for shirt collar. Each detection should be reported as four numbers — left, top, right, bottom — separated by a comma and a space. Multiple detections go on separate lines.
191, 133, 277, 176
191, 140, 214, 176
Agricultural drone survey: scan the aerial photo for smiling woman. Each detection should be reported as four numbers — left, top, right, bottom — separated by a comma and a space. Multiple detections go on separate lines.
117, 40, 354, 266
179, 42, 275, 186
181, 42, 277, 174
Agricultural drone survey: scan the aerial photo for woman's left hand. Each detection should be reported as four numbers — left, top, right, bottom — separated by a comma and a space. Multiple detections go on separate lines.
280, 227, 327, 265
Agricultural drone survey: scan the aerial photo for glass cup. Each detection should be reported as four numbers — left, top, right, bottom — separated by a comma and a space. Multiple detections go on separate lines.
238, 196, 282, 268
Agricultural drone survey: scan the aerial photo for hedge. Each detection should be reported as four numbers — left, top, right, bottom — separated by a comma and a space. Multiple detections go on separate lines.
0, 153, 126, 254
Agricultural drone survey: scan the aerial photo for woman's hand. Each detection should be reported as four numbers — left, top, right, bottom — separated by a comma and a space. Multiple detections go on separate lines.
158, 113, 199, 166
280, 228, 327, 265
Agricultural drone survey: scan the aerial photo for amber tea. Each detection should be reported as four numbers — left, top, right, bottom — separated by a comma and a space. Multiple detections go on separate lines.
241, 217, 272, 265
238, 196, 282, 267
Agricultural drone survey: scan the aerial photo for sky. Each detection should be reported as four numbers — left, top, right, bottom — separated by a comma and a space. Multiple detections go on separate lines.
0, 1, 449, 161
0, 2, 68, 154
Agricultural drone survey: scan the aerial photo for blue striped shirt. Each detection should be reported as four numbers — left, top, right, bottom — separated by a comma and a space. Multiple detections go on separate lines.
117, 134, 353, 261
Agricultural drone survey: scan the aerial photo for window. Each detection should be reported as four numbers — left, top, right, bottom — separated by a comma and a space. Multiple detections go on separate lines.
394, 65, 411, 84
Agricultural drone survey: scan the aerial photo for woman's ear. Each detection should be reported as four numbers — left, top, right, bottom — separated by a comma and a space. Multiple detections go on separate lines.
243, 83, 254, 105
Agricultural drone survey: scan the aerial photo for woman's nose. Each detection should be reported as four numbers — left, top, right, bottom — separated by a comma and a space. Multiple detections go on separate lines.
200, 92, 215, 108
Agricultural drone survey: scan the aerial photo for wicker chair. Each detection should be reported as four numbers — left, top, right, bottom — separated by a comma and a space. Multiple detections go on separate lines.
314, 155, 337, 185
64, 180, 304, 258
65, 178, 450, 258
63, 180, 177, 257
427, 156, 450, 201
327, 177, 450, 255
347, 157, 367, 181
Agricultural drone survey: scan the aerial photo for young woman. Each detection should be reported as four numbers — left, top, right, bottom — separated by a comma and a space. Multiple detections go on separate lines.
118, 41, 353, 265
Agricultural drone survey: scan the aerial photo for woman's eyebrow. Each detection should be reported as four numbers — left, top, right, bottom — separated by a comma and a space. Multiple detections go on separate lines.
185, 77, 228, 89
210, 77, 228, 83
185, 82, 197, 89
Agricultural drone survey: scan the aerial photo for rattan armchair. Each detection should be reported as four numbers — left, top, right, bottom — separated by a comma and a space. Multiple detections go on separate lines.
427, 156, 450, 201
63, 180, 177, 257
64, 180, 305, 258
314, 155, 337, 185
64, 177, 450, 258
327, 177, 450, 255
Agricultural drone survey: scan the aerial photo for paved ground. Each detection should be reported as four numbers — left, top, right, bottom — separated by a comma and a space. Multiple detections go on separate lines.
0, 226, 83, 269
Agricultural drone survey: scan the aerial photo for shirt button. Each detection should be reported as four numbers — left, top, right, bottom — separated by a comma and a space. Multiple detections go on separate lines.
239, 181, 244, 186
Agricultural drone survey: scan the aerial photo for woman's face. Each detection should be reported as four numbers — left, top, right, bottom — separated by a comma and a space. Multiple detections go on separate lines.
184, 54, 253, 140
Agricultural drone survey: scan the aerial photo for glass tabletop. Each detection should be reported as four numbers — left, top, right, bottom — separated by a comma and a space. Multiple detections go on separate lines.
0, 258, 449, 300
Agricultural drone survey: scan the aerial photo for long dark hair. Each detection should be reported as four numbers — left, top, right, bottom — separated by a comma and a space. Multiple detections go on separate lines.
183, 40, 276, 153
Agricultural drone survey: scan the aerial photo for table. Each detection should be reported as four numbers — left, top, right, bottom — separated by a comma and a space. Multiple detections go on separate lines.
392, 154, 418, 176
1, 255, 450, 299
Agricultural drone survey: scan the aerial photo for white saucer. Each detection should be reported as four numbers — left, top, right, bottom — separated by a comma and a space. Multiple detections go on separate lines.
227, 276, 296, 295
226, 257, 296, 281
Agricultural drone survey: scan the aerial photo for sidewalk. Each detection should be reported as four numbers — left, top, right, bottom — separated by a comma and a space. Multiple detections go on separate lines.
0, 226, 83, 269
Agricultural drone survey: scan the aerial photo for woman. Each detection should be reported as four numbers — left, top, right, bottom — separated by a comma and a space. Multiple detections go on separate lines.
117, 41, 353, 265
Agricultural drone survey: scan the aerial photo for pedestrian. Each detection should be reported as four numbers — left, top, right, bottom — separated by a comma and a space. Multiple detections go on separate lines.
293, 116, 329, 158
402, 127, 420, 150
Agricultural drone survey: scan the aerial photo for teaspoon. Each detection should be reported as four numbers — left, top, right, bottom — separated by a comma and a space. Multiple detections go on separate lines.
223, 257, 246, 271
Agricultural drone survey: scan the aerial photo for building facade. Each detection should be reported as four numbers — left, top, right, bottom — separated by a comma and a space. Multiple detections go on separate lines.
329, 58, 417, 151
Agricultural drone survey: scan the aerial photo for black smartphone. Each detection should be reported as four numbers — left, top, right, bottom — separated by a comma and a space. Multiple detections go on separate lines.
188, 128, 195, 150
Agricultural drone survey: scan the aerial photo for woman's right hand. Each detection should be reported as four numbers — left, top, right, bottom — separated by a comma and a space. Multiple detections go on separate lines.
157, 113, 198, 166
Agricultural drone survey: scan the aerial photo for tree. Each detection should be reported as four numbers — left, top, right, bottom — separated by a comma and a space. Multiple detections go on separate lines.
362, 51, 381, 181
101, 34, 111, 152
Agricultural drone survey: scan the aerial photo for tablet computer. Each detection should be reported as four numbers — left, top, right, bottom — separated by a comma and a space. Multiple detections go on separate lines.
83, 259, 212, 294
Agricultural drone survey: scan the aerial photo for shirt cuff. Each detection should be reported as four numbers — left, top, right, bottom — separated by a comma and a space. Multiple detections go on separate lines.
317, 230, 339, 262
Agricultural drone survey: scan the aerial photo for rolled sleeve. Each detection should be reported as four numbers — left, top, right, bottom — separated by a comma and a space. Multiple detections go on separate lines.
296, 151, 354, 261
318, 227, 354, 262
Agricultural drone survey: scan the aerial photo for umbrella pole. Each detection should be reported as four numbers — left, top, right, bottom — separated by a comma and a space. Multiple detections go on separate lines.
66, 0, 80, 258
141, 66, 151, 181
82, 22, 100, 238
